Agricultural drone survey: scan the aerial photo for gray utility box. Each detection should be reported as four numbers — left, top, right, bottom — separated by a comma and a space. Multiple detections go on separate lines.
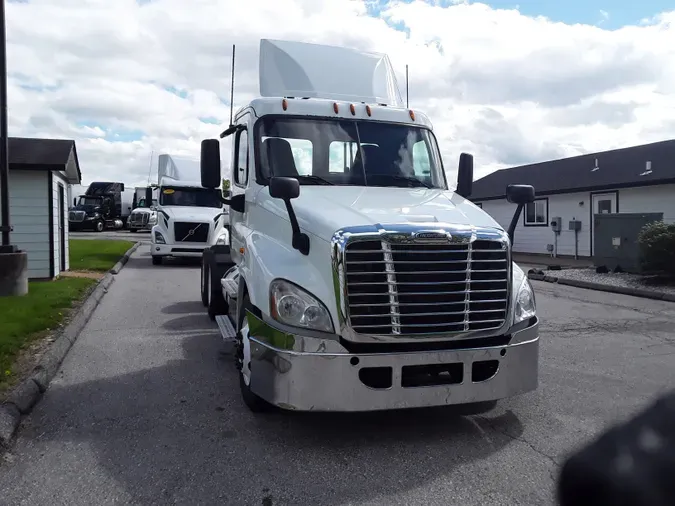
594, 213, 663, 273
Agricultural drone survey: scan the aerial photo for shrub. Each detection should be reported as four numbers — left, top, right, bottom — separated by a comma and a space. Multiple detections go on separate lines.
638, 221, 675, 276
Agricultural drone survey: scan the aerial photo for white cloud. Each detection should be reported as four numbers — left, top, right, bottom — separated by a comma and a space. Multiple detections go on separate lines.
6, 0, 675, 187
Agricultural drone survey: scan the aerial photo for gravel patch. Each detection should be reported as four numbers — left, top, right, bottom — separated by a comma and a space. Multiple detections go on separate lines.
539, 268, 675, 297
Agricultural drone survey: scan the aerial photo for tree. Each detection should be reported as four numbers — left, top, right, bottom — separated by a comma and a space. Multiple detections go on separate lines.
222, 178, 231, 197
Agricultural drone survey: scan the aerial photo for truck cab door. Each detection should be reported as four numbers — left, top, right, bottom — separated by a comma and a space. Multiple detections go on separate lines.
229, 114, 251, 265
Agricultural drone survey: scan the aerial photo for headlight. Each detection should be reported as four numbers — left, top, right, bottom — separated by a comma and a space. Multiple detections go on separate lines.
513, 278, 536, 324
269, 279, 334, 333
154, 231, 165, 244
215, 228, 230, 246
94, 212, 100, 219
149, 214, 157, 224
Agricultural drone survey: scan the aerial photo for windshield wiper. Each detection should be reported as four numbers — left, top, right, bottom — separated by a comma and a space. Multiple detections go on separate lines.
370, 174, 433, 189
294, 175, 334, 185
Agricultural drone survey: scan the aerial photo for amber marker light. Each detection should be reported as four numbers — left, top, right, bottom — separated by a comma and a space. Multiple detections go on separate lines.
282, 99, 288, 111
349, 103, 356, 115
409, 109, 415, 121
333, 102, 339, 113
365, 105, 372, 116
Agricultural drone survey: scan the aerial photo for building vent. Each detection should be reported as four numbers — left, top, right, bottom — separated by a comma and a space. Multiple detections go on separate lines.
640, 160, 652, 176
591, 158, 599, 172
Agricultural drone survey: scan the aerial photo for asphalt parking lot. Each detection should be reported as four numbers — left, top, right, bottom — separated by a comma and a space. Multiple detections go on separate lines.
0, 245, 673, 505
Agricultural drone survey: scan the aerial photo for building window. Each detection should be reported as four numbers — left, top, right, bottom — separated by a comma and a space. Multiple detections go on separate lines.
524, 198, 548, 226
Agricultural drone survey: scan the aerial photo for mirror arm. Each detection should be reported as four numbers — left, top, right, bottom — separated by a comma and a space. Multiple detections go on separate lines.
219, 124, 246, 139
507, 203, 525, 245
282, 199, 309, 255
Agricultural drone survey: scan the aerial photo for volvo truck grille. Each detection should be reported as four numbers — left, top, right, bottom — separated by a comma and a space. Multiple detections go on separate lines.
69, 211, 86, 222
343, 238, 509, 336
174, 222, 209, 243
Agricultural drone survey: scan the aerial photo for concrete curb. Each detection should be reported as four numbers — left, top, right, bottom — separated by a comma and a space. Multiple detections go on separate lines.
528, 271, 675, 302
110, 241, 141, 275
0, 242, 139, 446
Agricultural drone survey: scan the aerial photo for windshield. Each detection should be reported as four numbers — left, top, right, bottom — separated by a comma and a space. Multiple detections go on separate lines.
159, 187, 221, 208
137, 198, 158, 208
77, 197, 102, 207
255, 117, 447, 189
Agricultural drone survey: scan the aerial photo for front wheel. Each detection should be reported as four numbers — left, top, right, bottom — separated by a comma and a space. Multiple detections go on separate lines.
237, 294, 273, 413
94, 220, 104, 232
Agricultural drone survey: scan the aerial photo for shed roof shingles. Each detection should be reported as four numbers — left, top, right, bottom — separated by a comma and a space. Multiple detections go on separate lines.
8, 137, 75, 168
471, 139, 675, 200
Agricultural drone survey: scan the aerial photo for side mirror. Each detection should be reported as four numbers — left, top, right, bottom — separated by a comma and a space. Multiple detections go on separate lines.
268, 177, 308, 255
200, 139, 221, 189
269, 177, 300, 200
145, 187, 153, 207
456, 153, 473, 198
506, 184, 535, 204
506, 184, 536, 245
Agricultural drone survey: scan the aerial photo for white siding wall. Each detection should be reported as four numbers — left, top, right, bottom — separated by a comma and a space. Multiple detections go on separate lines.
53, 171, 70, 274
618, 184, 675, 224
0, 170, 51, 278
478, 183, 675, 257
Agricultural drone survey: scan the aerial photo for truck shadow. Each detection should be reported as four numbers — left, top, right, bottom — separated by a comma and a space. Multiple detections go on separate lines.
5, 330, 528, 505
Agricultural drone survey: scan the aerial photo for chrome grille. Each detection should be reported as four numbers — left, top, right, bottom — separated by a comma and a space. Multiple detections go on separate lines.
344, 238, 509, 336
130, 212, 149, 226
69, 211, 85, 222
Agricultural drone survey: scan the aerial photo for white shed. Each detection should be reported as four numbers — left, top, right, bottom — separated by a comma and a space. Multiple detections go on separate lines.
4, 137, 82, 279
471, 139, 675, 259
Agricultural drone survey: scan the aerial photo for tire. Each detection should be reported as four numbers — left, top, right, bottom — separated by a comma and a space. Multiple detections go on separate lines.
152, 255, 162, 265
200, 257, 209, 307
207, 264, 228, 321
94, 220, 104, 233
237, 294, 273, 413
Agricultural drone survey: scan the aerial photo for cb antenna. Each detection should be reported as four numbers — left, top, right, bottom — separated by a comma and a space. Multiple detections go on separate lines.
405, 64, 409, 108
229, 44, 236, 127
146, 150, 154, 185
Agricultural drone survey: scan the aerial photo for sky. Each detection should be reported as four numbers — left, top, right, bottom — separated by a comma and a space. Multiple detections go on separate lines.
6, 0, 675, 187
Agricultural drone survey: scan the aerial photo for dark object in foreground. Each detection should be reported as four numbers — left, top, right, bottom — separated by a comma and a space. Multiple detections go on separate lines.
558, 389, 675, 506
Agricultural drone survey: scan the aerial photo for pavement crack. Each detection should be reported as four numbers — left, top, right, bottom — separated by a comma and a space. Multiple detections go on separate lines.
476, 415, 560, 470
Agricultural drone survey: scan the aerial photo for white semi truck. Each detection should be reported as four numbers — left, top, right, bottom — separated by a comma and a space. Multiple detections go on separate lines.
199, 39, 539, 414
128, 186, 159, 232
150, 154, 229, 265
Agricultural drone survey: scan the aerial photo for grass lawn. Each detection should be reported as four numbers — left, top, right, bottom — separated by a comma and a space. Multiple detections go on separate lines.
69, 239, 135, 272
0, 277, 98, 383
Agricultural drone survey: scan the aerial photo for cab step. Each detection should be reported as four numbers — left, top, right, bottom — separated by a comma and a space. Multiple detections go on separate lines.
215, 315, 237, 342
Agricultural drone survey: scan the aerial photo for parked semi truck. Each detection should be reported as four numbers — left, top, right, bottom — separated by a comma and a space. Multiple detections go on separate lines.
150, 154, 229, 264
69, 181, 130, 232
128, 186, 159, 232
200, 39, 539, 414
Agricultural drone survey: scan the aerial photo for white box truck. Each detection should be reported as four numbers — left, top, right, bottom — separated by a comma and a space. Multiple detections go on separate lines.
199, 39, 539, 414
150, 154, 229, 265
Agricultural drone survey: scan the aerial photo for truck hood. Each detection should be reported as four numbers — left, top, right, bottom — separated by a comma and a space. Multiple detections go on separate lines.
261, 186, 504, 241
159, 206, 221, 222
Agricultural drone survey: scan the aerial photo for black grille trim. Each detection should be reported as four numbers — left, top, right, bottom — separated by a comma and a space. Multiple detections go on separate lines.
173, 222, 209, 243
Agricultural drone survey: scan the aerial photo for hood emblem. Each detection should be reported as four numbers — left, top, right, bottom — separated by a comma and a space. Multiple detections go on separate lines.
413, 231, 452, 243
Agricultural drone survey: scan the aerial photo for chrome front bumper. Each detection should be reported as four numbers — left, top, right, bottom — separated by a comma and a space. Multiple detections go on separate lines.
247, 318, 539, 412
